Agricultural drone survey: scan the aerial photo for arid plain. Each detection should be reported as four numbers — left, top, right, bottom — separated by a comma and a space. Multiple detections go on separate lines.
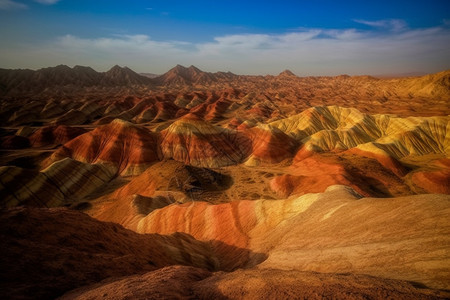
0, 65, 449, 299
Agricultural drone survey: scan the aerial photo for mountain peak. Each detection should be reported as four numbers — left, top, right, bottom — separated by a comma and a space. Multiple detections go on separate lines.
154, 64, 238, 86
170, 64, 203, 74
278, 69, 296, 77
173, 64, 188, 71
38, 65, 72, 73
188, 65, 202, 71
102, 65, 150, 85
107, 65, 128, 72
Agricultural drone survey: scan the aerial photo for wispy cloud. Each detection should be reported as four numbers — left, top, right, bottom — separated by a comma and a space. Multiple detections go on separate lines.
354, 19, 407, 32
57, 34, 189, 54
1, 19, 449, 75
34, 0, 60, 4
43, 34, 191, 70
0, 0, 27, 10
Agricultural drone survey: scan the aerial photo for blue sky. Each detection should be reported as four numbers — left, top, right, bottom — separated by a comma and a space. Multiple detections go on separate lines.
0, 0, 449, 75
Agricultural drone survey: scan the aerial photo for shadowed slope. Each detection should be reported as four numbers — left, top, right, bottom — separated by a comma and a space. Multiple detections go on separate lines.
0, 134, 30, 149
0, 207, 218, 300
29, 125, 87, 147
270, 151, 412, 197
0, 158, 115, 207
101, 65, 152, 86
240, 123, 298, 166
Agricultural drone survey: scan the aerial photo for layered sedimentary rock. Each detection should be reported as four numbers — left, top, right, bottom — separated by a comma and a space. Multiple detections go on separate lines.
412, 169, 450, 194
241, 123, 298, 165
29, 125, 87, 147
270, 150, 413, 197
268, 106, 449, 193
271, 106, 449, 159
0, 158, 114, 207
159, 113, 247, 167
47, 119, 158, 175
106, 185, 449, 290
90, 160, 233, 230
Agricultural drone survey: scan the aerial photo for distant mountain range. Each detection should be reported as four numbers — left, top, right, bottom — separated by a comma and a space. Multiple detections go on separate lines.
0, 64, 448, 98
0, 65, 152, 93
0, 64, 242, 94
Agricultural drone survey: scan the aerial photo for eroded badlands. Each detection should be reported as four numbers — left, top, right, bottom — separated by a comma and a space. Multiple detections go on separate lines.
0, 65, 449, 299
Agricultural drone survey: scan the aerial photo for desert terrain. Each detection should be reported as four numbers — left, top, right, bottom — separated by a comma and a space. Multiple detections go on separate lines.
0, 65, 449, 299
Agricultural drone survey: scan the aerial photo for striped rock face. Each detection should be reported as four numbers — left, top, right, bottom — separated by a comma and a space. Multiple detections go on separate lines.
0, 158, 114, 207
46, 119, 159, 175
29, 125, 87, 147
159, 113, 247, 168
241, 124, 298, 165
90, 185, 450, 290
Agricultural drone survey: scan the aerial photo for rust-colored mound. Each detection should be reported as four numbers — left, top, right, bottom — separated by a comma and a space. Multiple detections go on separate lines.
197, 268, 449, 300
60, 266, 448, 300
90, 160, 234, 231
203, 98, 232, 121
270, 173, 359, 197
270, 150, 412, 197
47, 119, 158, 175
159, 114, 247, 167
412, 169, 450, 194
61, 266, 213, 300
152, 100, 180, 121
346, 148, 408, 177
115, 159, 231, 199
241, 124, 298, 165
0, 207, 218, 300
29, 125, 87, 147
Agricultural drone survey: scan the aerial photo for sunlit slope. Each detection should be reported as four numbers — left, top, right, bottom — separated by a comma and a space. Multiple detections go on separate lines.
89, 185, 450, 290
271, 106, 449, 157
45, 119, 159, 175
160, 113, 247, 167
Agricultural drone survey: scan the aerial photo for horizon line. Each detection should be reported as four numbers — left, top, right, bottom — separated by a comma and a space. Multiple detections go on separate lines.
1, 63, 445, 78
